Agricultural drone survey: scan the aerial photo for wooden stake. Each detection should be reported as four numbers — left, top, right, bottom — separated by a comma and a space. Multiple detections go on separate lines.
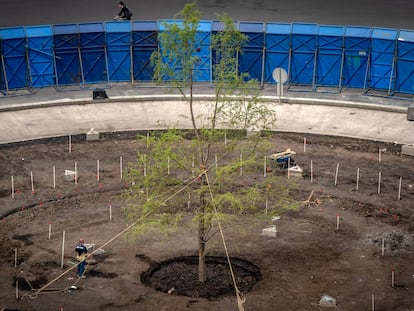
120, 156, 123, 180
310, 160, 313, 183
224, 132, 227, 145
167, 156, 170, 175
398, 176, 402, 200
74, 162, 78, 185
30, 171, 34, 194
11, 175, 14, 199
336, 215, 340, 231
68, 135, 72, 154
143, 155, 147, 177
240, 153, 243, 176
61, 231, 65, 269
96, 159, 100, 182
381, 238, 385, 256
53, 166, 56, 189
191, 154, 195, 174
334, 163, 339, 186
303, 137, 306, 153
14, 248, 17, 267
265, 198, 268, 215
48, 222, 52, 240
378, 148, 381, 163
109, 204, 112, 221
264, 156, 267, 177
378, 171, 381, 195
356, 167, 360, 191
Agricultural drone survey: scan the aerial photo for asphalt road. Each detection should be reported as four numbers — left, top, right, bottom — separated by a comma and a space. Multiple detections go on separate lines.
0, 0, 413, 29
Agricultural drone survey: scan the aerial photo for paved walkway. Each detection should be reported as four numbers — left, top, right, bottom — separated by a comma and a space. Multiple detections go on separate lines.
0, 83, 413, 145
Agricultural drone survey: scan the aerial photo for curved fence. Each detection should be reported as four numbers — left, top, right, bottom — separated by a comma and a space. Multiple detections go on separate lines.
1, 20, 414, 97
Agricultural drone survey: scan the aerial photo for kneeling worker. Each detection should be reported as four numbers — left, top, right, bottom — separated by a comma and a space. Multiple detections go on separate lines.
75, 238, 88, 278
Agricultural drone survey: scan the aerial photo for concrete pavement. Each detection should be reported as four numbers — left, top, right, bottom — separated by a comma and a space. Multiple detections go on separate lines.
0, 84, 413, 145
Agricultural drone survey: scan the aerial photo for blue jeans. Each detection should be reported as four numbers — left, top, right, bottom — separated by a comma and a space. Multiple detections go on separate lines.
77, 260, 86, 277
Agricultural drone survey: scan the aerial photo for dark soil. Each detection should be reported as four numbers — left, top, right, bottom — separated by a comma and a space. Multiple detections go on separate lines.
141, 256, 261, 299
0, 131, 413, 311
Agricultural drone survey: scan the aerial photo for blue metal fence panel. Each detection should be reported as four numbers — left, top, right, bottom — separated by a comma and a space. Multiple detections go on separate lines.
265, 23, 291, 83
106, 21, 132, 82
26, 25, 54, 87
395, 30, 414, 93
290, 23, 318, 85
79, 22, 107, 83
0, 27, 28, 90
369, 27, 398, 91
238, 22, 265, 81
53, 24, 81, 85
343, 26, 371, 88
159, 20, 211, 82
316, 25, 344, 87
132, 21, 158, 81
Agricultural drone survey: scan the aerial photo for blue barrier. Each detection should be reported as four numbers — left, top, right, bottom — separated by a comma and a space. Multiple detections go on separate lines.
132, 21, 158, 82
0, 27, 28, 90
396, 29, 414, 94
290, 23, 318, 87
238, 22, 265, 83
26, 25, 54, 88
79, 22, 107, 84
1, 20, 414, 98
53, 24, 80, 86
265, 23, 291, 84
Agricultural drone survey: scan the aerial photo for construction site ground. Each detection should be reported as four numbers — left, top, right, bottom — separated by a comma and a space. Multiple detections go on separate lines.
0, 131, 413, 311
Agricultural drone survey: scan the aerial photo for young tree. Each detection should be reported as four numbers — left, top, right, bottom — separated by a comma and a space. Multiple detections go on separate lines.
124, 1, 296, 289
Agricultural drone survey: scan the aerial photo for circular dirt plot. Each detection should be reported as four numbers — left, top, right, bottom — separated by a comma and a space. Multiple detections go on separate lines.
141, 256, 261, 299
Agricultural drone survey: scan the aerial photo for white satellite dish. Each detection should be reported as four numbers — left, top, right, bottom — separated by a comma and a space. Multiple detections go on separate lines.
272, 67, 288, 84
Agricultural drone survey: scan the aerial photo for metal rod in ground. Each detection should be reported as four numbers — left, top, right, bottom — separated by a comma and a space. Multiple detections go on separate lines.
372, 294, 375, 311
310, 160, 313, 183
14, 248, 17, 267
381, 238, 385, 256
146, 132, 149, 149
74, 162, 78, 185
61, 231, 65, 269
378, 171, 382, 195
264, 156, 267, 177
224, 132, 227, 145
167, 156, 170, 175
287, 157, 291, 179
336, 215, 340, 231
334, 163, 339, 186
109, 204, 112, 221
120, 156, 123, 180
48, 222, 51, 240
391, 269, 395, 288
11, 175, 14, 199
265, 198, 268, 215
303, 137, 306, 153
378, 148, 381, 163
398, 177, 402, 200
30, 171, 34, 193
96, 159, 100, 182
69, 135, 71, 154
53, 166, 56, 189
240, 153, 243, 176
356, 167, 360, 191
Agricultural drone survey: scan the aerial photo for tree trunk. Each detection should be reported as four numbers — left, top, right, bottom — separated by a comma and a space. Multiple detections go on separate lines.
198, 223, 206, 282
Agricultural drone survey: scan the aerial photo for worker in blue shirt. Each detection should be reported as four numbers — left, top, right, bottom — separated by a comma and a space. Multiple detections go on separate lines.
75, 238, 88, 278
